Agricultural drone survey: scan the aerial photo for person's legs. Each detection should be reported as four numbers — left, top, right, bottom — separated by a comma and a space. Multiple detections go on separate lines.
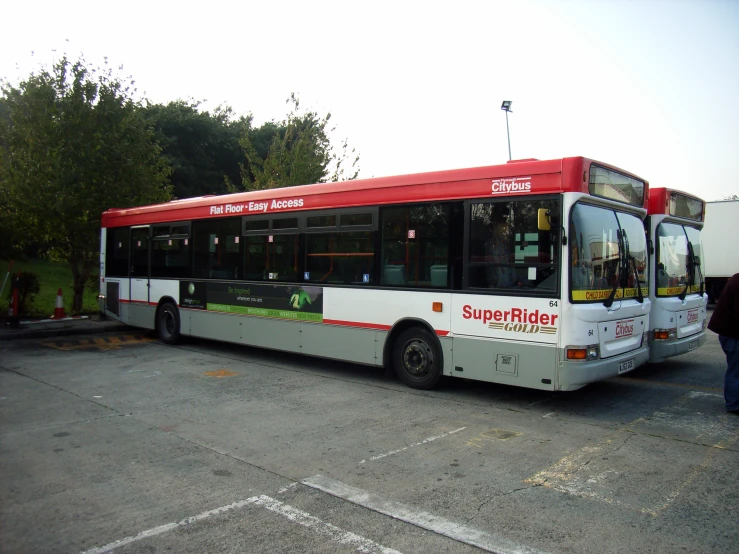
718, 336, 739, 412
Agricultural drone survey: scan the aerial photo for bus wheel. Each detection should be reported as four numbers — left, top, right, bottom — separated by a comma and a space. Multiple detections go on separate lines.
157, 302, 181, 345
392, 327, 442, 390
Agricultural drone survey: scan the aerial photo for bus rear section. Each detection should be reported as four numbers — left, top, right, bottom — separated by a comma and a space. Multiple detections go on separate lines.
645, 188, 708, 363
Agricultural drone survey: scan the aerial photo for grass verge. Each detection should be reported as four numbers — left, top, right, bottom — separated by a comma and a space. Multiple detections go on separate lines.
0, 259, 99, 318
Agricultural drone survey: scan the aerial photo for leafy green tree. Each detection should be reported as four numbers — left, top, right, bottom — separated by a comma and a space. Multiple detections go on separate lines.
143, 100, 248, 199
240, 93, 360, 191
0, 56, 172, 312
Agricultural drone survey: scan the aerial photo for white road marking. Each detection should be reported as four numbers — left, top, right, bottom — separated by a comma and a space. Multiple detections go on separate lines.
80, 495, 400, 554
252, 495, 402, 554
277, 482, 299, 494
525, 394, 739, 517
302, 475, 549, 554
686, 391, 723, 399
358, 427, 466, 464
80, 498, 259, 554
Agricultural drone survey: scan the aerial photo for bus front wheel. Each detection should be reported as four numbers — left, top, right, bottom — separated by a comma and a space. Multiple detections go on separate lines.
157, 302, 181, 345
392, 327, 442, 390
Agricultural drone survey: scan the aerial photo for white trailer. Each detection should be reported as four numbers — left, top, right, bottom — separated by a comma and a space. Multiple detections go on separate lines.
702, 200, 739, 303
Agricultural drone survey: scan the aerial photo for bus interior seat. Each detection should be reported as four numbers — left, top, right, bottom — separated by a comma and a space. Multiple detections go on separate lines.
430, 265, 448, 287
383, 265, 407, 286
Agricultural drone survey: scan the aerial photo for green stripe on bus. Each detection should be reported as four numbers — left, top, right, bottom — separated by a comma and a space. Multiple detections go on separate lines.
206, 303, 323, 322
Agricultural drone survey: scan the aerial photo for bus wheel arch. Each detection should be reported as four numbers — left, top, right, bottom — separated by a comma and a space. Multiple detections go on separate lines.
385, 319, 444, 390
156, 298, 181, 345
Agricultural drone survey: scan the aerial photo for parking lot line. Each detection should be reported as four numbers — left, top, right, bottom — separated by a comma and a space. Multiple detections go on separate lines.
80, 498, 260, 554
524, 397, 739, 517
302, 474, 549, 554
252, 495, 402, 554
358, 427, 466, 464
80, 494, 401, 554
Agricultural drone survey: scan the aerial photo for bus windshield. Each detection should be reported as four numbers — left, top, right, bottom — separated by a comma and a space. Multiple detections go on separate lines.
569, 203, 648, 303
655, 222, 704, 296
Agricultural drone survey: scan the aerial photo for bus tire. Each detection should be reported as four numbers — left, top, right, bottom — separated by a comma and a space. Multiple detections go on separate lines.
157, 302, 181, 345
392, 327, 442, 390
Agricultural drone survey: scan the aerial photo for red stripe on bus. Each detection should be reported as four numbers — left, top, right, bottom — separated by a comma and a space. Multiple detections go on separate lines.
323, 319, 391, 331
323, 318, 449, 336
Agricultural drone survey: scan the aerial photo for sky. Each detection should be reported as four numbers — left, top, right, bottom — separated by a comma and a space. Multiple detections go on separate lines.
2, 0, 738, 201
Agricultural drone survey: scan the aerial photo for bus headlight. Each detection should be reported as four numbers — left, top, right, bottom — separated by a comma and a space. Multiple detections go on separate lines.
97, 294, 106, 301
566, 345, 599, 361
652, 328, 677, 341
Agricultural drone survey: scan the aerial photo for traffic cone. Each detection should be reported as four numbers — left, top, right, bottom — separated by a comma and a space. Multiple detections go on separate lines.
52, 288, 66, 319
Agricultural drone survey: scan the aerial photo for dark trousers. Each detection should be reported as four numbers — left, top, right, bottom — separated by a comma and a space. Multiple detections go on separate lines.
718, 336, 739, 412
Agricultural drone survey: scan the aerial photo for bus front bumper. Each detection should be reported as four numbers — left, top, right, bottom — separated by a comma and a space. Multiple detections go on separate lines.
558, 345, 650, 391
648, 330, 707, 363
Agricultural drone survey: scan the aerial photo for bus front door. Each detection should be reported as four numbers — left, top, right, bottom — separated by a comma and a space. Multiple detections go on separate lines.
129, 226, 150, 320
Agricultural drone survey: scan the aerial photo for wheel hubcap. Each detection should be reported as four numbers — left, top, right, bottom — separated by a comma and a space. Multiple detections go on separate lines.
402, 339, 433, 377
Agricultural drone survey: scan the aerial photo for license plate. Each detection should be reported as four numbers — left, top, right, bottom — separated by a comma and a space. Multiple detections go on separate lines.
688, 340, 698, 351
618, 359, 634, 374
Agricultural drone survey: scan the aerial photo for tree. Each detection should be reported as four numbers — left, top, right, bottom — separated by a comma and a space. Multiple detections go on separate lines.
143, 100, 247, 199
0, 56, 172, 312
240, 93, 359, 191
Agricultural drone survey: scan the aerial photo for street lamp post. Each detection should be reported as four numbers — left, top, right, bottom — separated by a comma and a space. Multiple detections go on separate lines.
501, 100, 512, 161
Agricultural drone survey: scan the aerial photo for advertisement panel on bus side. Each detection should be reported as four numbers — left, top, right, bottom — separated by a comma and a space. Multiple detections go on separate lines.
180, 281, 323, 322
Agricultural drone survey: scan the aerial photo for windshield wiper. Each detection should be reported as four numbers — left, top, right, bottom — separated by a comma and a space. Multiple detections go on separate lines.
678, 242, 704, 300
603, 229, 643, 307
603, 230, 625, 308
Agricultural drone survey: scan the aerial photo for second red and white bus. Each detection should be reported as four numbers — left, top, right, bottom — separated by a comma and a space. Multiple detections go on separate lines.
645, 188, 708, 362
99, 156, 651, 391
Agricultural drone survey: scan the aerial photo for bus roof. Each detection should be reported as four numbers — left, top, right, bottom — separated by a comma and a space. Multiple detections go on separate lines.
102, 156, 647, 228
648, 187, 705, 222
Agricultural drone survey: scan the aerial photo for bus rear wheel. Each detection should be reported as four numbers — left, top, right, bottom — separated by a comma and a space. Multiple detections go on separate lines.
392, 327, 442, 390
157, 302, 181, 345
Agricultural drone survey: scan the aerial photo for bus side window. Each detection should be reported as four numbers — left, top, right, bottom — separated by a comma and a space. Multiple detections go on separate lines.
468, 198, 559, 291
380, 204, 450, 288
305, 231, 374, 285
193, 217, 242, 279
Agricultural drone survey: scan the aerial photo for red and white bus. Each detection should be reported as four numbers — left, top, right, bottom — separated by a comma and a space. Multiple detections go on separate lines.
645, 188, 707, 362
99, 156, 650, 390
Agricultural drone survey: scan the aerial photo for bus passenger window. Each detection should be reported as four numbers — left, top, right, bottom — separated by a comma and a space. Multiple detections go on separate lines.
244, 233, 300, 282
468, 199, 559, 292
193, 218, 241, 279
380, 204, 450, 288
305, 231, 374, 285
